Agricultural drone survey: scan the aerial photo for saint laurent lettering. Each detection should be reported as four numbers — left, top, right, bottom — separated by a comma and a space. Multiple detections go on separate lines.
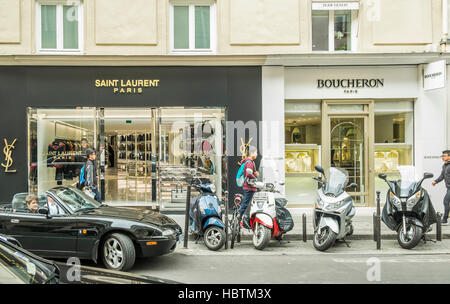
317, 79, 384, 89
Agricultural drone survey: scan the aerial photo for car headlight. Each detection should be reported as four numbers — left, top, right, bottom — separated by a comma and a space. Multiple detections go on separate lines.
389, 192, 402, 209
406, 191, 421, 210
135, 228, 151, 238
162, 228, 176, 237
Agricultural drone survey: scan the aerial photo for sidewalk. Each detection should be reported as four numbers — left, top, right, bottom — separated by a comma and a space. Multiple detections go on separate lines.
167, 207, 450, 241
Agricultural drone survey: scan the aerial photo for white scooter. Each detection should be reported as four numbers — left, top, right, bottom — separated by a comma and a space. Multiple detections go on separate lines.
242, 177, 293, 250
312, 165, 357, 251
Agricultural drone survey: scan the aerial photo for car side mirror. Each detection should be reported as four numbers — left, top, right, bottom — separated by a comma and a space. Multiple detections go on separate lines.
424, 172, 434, 179
38, 207, 49, 216
314, 165, 325, 174
378, 174, 387, 180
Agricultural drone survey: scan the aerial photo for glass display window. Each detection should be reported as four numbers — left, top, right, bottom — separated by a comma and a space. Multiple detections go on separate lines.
284, 101, 321, 206
374, 100, 414, 203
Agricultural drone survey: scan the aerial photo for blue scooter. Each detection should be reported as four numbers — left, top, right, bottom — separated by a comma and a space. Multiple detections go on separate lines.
189, 175, 225, 251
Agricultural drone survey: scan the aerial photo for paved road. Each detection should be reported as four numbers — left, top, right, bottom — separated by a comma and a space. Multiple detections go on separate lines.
73, 239, 450, 284
127, 253, 450, 284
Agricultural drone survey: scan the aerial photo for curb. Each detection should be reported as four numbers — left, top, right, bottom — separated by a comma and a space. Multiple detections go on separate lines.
188, 234, 450, 241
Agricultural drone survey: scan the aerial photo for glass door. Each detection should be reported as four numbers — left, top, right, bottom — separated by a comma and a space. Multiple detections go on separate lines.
323, 101, 373, 206
100, 108, 156, 207
329, 116, 367, 204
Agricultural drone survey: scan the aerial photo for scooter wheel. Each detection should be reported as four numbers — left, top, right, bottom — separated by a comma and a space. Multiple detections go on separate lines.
253, 223, 271, 250
313, 227, 337, 251
204, 226, 226, 251
397, 223, 422, 249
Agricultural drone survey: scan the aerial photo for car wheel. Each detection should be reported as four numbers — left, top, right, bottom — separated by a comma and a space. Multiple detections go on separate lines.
102, 233, 136, 272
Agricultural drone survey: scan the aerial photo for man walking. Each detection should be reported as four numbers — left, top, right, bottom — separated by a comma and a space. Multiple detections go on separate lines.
238, 146, 259, 220
85, 148, 101, 202
432, 150, 450, 225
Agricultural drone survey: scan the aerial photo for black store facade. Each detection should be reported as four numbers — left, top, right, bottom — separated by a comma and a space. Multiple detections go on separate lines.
0, 66, 262, 211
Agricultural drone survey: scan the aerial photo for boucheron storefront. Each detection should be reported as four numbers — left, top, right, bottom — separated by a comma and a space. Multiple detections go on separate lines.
261, 65, 448, 210
0, 66, 262, 211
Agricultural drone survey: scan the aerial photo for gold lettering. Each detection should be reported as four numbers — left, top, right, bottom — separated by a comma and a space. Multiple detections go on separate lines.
2, 138, 17, 173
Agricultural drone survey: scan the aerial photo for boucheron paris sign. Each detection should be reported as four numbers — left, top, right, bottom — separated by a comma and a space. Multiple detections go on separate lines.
317, 78, 384, 94
95, 79, 160, 94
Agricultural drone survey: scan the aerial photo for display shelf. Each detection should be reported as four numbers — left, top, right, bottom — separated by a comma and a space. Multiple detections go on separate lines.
285, 144, 321, 174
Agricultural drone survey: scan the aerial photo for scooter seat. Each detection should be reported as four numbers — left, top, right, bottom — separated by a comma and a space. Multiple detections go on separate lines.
275, 198, 288, 207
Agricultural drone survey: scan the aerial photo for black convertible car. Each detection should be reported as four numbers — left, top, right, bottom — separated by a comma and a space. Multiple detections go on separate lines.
0, 186, 182, 271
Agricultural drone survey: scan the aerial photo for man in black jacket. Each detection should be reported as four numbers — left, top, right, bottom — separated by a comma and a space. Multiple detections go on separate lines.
432, 150, 450, 224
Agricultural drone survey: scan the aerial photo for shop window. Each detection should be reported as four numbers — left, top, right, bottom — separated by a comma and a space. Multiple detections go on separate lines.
36, 1, 83, 54
27, 108, 96, 195
284, 101, 322, 206
312, 3, 358, 52
170, 1, 216, 53
374, 100, 414, 203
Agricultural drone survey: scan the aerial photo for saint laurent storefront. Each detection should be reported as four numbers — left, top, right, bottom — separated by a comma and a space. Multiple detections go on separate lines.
261, 65, 448, 208
0, 66, 262, 210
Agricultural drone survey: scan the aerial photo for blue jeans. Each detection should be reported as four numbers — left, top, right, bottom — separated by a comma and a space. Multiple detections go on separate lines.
238, 190, 255, 217
89, 188, 101, 202
443, 189, 450, 221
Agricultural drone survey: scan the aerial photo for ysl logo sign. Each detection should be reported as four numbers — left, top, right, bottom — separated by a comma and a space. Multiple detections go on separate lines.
2, 138, 17, 173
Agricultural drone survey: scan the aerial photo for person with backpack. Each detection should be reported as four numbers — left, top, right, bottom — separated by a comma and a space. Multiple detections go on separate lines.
237, 146, 259, 219
85, 148, 101, 202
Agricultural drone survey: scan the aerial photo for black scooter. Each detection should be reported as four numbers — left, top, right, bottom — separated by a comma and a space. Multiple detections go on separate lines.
378, 166, 438, 249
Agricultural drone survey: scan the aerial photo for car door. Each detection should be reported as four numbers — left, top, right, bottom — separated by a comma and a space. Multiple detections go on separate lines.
2, 195, 78, 259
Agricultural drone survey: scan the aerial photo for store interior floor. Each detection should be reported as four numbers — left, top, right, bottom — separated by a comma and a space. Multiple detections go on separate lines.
103, 167, 155, 206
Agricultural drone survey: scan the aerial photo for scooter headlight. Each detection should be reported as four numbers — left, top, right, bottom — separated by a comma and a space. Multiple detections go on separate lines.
406, 191, 421, 211
209, 184, 216, 194
257, 201, 265, 209
389, 192, 402, 209
325, 201, 344, 211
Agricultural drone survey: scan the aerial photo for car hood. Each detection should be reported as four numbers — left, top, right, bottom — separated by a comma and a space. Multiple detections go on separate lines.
78, 206, 178, 227
55, 263, 180, 284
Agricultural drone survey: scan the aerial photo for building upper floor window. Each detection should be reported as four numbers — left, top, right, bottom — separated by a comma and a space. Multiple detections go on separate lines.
311, 1, 358, 52
169, 1, 216, 54
36, 1, 83, 54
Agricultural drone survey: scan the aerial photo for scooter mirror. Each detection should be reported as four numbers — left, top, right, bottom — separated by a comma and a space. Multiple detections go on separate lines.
314, 165, 325, 174
348, 183, 357, 189
423, 172, 434, 179
378, 173, 387, 180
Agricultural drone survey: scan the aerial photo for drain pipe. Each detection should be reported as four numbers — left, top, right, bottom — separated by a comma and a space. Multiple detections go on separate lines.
441, 0, 448, 52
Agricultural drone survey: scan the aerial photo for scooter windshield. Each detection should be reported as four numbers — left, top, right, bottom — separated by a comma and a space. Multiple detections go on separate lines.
397, 166, 421, 197
324, 167, 349, 196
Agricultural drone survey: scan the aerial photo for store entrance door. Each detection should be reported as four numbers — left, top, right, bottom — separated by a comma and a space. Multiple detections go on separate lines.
322, 101, 374, 206
100, 108, 158, 207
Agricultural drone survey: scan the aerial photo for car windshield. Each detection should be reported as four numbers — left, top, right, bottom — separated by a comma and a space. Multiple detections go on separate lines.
324, 167, 349, 196
0, 241, 57, 284
50, 187, 101, 213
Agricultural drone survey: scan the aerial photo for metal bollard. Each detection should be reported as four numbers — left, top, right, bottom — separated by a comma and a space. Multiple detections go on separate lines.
373, 212, 377, 242
224, 191, 229, 250
437, 212, 442, 242
302, 213, 307, 242
183, 185, 191, 249
376, 191, 381, 250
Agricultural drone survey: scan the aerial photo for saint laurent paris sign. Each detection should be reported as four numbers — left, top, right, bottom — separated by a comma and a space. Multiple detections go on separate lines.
95, 79, 160, 94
